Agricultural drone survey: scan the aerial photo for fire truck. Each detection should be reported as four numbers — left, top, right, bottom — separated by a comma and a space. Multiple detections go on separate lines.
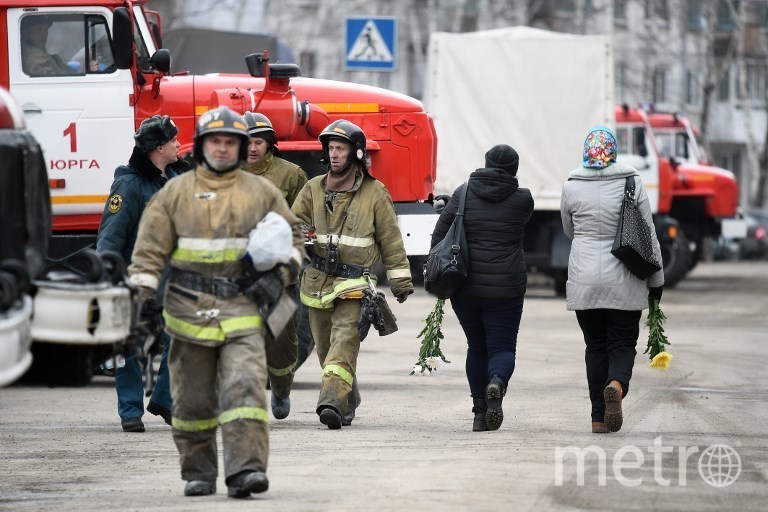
615, 105, 745, 286
645, 109, 744, 270
1, 0, 439, 384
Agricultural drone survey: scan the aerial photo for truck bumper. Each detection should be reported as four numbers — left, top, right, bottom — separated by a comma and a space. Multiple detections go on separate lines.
395, 203, 439, 256
31, 280, 131, 345
0, 296, 33, 387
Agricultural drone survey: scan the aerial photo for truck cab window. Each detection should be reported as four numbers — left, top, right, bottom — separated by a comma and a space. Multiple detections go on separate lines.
20, 14, 115, 77
86, 16, 116, 74
133, 18, 152, 72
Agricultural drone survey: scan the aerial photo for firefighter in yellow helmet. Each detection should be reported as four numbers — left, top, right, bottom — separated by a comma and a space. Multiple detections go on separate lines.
291, 119, 413, 429
242, 111, 307, 420
127, 106, 304, 498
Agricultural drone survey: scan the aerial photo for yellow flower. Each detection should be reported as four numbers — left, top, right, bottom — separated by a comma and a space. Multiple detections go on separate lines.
649, 351, 673, 370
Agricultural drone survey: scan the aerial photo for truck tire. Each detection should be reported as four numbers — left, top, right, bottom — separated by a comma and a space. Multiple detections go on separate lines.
0, 259, 30, 294
100, 251, 126, 284
25, 343, 101, 387
0, 270, 17, 311
660, 232, 691, 288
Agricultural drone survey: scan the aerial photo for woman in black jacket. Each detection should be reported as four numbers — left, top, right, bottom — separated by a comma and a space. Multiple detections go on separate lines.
431, 144, 534, 431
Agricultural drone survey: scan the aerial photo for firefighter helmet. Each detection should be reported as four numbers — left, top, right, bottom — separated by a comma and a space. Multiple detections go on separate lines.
319, 119, 367, 166
193, 106, 249, 168
243, 111, 278, 150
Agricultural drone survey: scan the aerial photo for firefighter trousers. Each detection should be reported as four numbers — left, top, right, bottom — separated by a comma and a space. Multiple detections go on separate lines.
168, 333, 269, 483
309, 298, 363, 417
266, 310, 298, 399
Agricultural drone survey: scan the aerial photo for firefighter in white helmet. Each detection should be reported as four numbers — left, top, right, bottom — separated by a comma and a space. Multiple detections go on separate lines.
127, 106, 304, 498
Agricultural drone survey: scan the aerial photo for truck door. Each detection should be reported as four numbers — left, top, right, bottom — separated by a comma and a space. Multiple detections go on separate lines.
7, 8, 134, 222
616, 124, 660, 214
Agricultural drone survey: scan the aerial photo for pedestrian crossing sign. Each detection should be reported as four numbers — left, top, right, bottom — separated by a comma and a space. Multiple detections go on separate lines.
345, 17, 397, 71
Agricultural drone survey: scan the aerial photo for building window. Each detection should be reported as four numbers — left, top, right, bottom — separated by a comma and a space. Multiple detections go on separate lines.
616, 62, 627, 103
717, 0, 738, 31
745, 62, 766, 101
686, 71, 701, 105
652, 68, 667, 103
686, 0, 705, 31
717, 67, 730, 101
299, 51, 315, 77
645, 0, 669, 20
614, 0, 628, 22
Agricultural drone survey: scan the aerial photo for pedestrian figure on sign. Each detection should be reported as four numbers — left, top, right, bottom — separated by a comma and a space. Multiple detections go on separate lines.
354, 27, 380, 60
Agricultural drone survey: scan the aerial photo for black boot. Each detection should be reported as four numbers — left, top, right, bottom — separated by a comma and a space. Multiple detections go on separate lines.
472, 397, 487, 432
485, 375, 506, 431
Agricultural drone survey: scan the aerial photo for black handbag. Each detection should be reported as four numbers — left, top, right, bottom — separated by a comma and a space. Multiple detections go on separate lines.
424, 183, 469, 299
611, 176, 662, 280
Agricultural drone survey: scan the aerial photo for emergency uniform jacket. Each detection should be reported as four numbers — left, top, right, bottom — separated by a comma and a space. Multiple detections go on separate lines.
128, 165, 305, 347
21, 44, 71, 76
292, 169, 413, 309
96, 146, 184, 264
244, 153, 307, 206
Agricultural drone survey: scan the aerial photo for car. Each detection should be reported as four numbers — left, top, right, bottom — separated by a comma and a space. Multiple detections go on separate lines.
739, 209, 768, 260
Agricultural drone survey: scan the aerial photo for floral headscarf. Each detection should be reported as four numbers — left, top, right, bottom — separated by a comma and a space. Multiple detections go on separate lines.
583, 125, 617, 169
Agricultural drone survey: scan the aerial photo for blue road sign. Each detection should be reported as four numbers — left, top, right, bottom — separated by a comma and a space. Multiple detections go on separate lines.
344, 17, 397, 71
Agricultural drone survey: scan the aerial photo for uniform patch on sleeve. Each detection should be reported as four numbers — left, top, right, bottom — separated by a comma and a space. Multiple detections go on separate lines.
107, 194, 123, 214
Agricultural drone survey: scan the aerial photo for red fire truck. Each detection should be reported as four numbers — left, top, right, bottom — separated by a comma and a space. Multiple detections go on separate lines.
615, 105, 744, 286
1, 0, 438, 383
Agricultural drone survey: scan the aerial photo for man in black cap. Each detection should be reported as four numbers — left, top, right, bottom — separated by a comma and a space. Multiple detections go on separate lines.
20, 15, 72, 76
97, 115, 187, 432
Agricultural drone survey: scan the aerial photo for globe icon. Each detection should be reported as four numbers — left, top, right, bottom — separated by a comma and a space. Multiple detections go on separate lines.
698, 444, 741, 487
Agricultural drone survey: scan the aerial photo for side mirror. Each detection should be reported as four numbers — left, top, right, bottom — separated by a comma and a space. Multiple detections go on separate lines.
112, 7, 133, 70
150, 49, 171, 74
669, 156, 681, 169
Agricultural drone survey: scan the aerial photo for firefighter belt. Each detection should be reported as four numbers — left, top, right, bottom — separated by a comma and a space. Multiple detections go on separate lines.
311, 255, 371, 279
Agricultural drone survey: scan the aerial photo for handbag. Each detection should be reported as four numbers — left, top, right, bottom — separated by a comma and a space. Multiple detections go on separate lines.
611, 176, 662, 280
424, 183, 469, 299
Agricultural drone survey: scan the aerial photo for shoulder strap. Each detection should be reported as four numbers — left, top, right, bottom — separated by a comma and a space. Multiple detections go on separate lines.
624, 176, 637, 207
456, 182, 468, 216
450, 183, 468, 248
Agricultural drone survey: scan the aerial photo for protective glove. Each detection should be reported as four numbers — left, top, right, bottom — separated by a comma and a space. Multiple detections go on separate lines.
243, 269, 284, 307
649, 286, 663, 301
397, 292, 410, 304
134, 286, 162, 334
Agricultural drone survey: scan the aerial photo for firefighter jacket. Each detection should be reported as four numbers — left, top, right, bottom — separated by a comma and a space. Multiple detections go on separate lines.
96, 146, 185, 264
244, 153, 307, 207
128, 165, 305, 347
292, 168, 413, 309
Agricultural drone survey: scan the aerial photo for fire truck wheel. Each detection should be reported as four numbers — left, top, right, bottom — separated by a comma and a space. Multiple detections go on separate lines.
78, 249, 105, 283
100, 251, 126, 284
660, 231, 691, 288
0, 270, 18, 311
0, 259, 30, 295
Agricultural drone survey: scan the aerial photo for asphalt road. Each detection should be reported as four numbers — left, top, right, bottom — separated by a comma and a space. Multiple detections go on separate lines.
1, 261, 766, 511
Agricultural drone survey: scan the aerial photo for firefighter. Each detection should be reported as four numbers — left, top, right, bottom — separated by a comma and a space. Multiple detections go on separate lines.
96, 114, 185, 433
127, 106, 304, 498
291, 119, 413, 429
20, 15, 71, 76
242, 111, 307, 420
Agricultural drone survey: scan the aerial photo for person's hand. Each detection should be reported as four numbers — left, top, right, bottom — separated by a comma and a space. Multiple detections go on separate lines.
396, 292, 410, 303
649, 286, 663, 301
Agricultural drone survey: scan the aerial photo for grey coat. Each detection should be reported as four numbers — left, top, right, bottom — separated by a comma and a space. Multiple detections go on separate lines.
560, 162, 664, 311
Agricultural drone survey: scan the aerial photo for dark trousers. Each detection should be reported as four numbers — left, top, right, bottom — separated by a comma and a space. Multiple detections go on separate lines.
575, 309, 641, 422
450, 295, 524, 398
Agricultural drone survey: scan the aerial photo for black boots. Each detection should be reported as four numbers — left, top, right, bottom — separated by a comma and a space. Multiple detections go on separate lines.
472, 397, 487, 431
485, 374, 506, 431
226, 470, 269, 498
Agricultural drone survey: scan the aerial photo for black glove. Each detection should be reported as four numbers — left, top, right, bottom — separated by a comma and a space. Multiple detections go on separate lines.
243, 269, 284, 307
649, 286, 663, 301
134, 286, 163, 335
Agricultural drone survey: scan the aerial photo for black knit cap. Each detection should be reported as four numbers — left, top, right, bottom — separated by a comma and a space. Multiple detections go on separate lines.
134, 115, 178, 154
484, 144, 519, 175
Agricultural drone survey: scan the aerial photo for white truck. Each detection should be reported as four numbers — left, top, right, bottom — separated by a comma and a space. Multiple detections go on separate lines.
424, 27, 615, 293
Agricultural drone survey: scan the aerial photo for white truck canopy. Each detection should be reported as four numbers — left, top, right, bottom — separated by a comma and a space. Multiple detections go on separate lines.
424, 26, 614, 210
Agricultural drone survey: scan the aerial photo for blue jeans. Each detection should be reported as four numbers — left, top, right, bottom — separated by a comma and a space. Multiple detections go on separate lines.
116, 332, 172, 421
450, 295, 524, 398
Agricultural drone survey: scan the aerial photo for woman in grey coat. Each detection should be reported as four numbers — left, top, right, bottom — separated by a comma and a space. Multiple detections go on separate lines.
560, 126, 664, 434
